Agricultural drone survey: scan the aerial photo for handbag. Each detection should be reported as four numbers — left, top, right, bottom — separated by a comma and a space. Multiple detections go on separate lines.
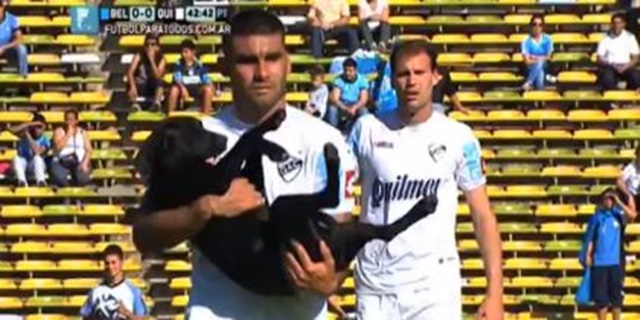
575, 267, 592, 306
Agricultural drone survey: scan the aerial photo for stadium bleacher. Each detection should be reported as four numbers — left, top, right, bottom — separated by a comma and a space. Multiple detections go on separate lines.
0, 0, 638, 319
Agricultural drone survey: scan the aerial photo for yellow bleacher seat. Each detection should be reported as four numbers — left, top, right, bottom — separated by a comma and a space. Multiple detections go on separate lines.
28, 54, 60, 65
546, 14, 581, 24
462, 259, 484, 270
67, 295, 86, 307
473, 52, 510, 63
14, 186, 55, 197
388, 16, 425, 25
549, 258, 581, 270
486, 110, 525, 121
458, 239, 478, 251
523, 90, 562, 100
431, 34, 469, 44
55, 35, 96, 46
426, 15, 464, 24
567, 109, 607, 121
132, 131, 151, 142
11, 241, 49, 253
48, 224, 89, 237
172, 295, 189, 307
603, 90, 640, 100
0, 296, 22, 308
30, 92, 68, 103
89, 223, 131, 235
532, 129, 572, 139
535, 204, 577, 217
558, 71, 596, 83
51, 241, 95, 254
25, 314, 68, 320
526, 109, 565, 120
5, 223, 47, 236
582, 165, 620, 178
578, 204, 597, 215
70, 91, 110, 104
504, 185, 547, 197
509, 277, 553, 288
20, 278, 63, 290
552, 33, 588, 43
627, 223, 640, 235
1, 205, 42, 218
541, 165, 582, 176
0, 130, 19, 142
450, 72, 477, 82
95, 241, 135, 253
437, 53, 472, 65
58, 259, 100, 272
540, 222, 582, 234
478, 72, 520, 81
166, 260, 192, 271
492, 129, 530, 139
0, 278, 17, 290
573, 129, 613, 140
0, 111, 33, 122
82, 204, 124, 216
26, 72, 65, 82
63, 278, 100, 289
470, 33, 508, 43
169, 277, 191, 289
508, 34, 528, 43
465, 277, 487, 288
503, 14, 531, 24
504, 258, 547, 270
503, 241, 542, 252
609, 108, 640, 120
582, 13, 611, 23
15, 260, 56, 272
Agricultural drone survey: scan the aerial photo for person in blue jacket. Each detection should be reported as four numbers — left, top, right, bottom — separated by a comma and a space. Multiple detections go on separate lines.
580, 188, 636, 320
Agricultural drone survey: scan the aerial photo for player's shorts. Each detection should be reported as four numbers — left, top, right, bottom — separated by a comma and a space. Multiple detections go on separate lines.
355, 256, 462, 320
591, 265, 624, 309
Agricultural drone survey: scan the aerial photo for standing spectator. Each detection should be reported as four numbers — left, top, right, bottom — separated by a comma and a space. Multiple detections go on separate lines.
126, 33, 166, 111
581, 188, 636, 320
50, 110, 92, 187
617, 145, 640, 211
358, 0, 390, 52
0, 1, 27, 76
327, 57, 369, 131
433, 67, 470, 114
597, 13, 640, 91
307, 0, 359, 59
521, 14, 556, 91
167, 39, 214, 114
10, 112, 49, 187
80, 244, 147, 320
305, 65, 329, 118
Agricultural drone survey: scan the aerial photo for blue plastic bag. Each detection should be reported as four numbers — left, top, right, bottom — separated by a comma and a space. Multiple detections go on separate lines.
575, 267, 592, 306
372, 61, 397, 115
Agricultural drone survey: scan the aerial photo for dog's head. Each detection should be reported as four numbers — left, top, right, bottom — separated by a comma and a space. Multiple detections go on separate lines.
136, 116, 228, 188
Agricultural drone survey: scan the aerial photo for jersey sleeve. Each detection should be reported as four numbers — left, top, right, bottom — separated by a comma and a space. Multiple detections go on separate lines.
129, 284, 148, 316
79, 289, 94, 317
318, 131, 358, 216
455, 126, 486, 192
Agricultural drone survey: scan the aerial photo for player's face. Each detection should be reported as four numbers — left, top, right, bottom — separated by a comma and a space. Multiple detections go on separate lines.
392, 51, 439, 114
226, 33, 290, 114
104, 254, 123, 280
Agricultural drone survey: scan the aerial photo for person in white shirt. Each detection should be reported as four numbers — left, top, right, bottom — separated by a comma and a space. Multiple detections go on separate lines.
597, 13, 640, 91
305, 65, 329, 118
358, 0, 391, 52
133, 9, 357, 320
617, 145, 640, 211
348, 40, 503, 319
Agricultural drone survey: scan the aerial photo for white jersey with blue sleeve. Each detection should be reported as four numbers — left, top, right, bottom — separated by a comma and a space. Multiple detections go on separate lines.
79, 279, 147, 319
186, 105, 358, 320
348, 110, 486, 295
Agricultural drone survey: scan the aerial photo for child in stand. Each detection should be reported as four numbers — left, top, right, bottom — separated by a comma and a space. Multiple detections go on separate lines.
305, 65, 329, 119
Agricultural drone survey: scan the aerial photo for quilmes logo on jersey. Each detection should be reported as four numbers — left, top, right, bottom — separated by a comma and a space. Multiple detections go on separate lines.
277, 154, 303, 182
372, 175, 441, 208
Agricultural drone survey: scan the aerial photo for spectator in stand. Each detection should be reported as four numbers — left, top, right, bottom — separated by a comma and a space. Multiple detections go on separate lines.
50, 110, 92, 187
167, 39, 214, 114
617, 145, 640, 211
305, 65, 329, 118
126, 33, 166, 111
521, 14, 556, 91
80, 244, 147, 320
358, 0, 390, 52
433, 67, 470, 114
307, 0, 359, 59
327, 57, 369, 131
10, 112, 49, 187
597, 13, 640, 91
0, 1, 27, 76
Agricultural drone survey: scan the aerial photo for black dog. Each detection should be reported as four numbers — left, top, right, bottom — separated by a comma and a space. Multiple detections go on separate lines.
136, 109, 438, 295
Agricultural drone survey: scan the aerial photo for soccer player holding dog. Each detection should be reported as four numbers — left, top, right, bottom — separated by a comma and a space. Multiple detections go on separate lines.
132, 9, 357, 320
348, 40, 504, 319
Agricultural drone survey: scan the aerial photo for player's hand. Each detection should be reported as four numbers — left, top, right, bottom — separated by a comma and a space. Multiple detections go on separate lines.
284, 240, 339, 296
476, 293, 503, 320
193, 178, 264, 220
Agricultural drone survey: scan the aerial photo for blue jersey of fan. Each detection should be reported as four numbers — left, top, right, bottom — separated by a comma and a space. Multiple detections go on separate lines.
80, 280, 147, 319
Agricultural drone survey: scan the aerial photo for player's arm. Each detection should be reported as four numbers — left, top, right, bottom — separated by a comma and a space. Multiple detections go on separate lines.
132, 179, 263, 253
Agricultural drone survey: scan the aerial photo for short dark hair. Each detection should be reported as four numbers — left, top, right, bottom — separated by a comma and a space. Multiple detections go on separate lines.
309, 65, 325, 78
181, 39, 196, 51
612, 12, 626, 23
103, 244, 124, 260
530, 14, 544, 25
223, 9, 286, 55
343, 57, 357, 69
32, 112, 46, 124
390, 39, 438, 74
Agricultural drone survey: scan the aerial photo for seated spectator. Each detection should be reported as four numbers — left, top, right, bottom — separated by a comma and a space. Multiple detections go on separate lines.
617, 145, 640, 211
80, 244, 147, 319
0, 1, 27, 76
167, 39, 214, 114
433, 67, 471, 114
10, 113, 49, 187
521, 14, 556, 91
126, 33, 166, 111
307, 0, 359, 59
358, 0, 390, 52
50, 110, 92, 187
327, 58, 369, 130
305, 65, 329, 118
597, 13, 640, 91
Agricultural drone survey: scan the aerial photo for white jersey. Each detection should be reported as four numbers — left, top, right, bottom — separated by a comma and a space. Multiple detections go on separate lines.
621, 162, 640, 196
186, 105, 358, 320
79, 279, 147, 319
348, 110, 486, 294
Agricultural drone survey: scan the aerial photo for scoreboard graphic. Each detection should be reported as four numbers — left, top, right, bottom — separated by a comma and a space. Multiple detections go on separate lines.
70, 4, 231, 35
